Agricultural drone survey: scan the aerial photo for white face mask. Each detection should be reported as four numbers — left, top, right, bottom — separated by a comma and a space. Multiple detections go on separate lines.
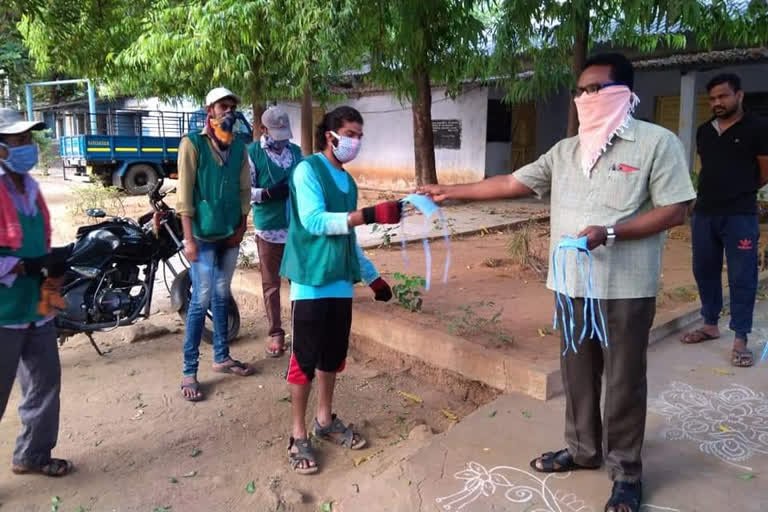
330, 131, 361, 163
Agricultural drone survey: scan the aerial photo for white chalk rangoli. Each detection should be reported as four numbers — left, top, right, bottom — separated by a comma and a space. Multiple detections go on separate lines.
434, 461, 594, 511
649, 381, 768, 463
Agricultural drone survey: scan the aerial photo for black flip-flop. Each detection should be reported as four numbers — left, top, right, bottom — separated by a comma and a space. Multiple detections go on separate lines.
530, 449, 600, 473
213, 359, 255, 376
605, 481, 642, 512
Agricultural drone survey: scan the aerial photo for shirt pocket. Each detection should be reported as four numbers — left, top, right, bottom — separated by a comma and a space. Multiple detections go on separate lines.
602, 171, 645, 213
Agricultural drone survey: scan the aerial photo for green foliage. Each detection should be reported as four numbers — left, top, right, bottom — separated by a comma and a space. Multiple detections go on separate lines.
361, 1, 490, 101
31, 128, 54, 175
68, 182, 124, 218
370, 224, 398, 247
392, 272, 426, 312
442, 300, 513, 344
491, 0, 768, 105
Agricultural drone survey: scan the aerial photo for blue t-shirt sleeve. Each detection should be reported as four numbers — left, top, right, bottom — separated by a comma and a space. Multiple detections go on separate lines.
355, 243, 379, 285
292, 160, 350, 236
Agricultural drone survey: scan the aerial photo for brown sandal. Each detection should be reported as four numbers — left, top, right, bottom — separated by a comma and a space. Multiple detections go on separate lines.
680, 329, 719, 344
732, 348, 754, 367
12, 458, 73, 477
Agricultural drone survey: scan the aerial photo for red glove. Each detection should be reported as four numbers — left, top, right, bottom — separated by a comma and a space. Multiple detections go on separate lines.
369, 277, 392, 302
362, 200, 402, 225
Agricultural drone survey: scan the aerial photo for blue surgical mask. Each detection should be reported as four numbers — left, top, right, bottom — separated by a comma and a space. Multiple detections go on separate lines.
0, 143, 38, 175
263, 135, 289, 152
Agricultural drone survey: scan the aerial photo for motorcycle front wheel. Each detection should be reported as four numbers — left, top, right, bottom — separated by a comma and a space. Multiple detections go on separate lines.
171, 268, 241, 345
179, 296, 241, 345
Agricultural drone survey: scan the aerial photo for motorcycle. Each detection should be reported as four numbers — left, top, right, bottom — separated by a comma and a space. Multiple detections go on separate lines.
53, 186, 241, 354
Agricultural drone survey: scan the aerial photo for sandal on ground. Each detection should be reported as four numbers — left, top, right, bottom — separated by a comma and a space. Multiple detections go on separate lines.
12, 458, 74, 477
288, 437, 319, 475
732, 348, 754, 367
604, 480, 642, 512
213, 359, 255, 376
680, 329, 719, 344
180, 380, 204, 402
312, 414, 367, 450
529, 448, 600, 473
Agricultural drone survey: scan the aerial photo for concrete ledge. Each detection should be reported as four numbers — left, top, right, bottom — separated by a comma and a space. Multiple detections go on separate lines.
231, 268, 767, 402
230, 271, 562, 401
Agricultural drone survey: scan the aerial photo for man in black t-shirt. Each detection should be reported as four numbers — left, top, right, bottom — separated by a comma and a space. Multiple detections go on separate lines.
681, 73, 768, 367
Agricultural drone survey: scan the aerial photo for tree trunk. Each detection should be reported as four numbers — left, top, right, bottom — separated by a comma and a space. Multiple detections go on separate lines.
566, 14, 590, 137
301, 80, 313, 156
411, 65, 438, 186
250, 81, 264, 142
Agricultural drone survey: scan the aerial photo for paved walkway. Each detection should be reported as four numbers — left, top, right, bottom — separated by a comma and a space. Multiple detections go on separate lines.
337, 301, 768, 511
240, 198, 548, 261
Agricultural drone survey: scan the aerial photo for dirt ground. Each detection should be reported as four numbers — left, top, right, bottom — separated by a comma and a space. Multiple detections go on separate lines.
362, 221, 768, 365
0, 177, 486, 511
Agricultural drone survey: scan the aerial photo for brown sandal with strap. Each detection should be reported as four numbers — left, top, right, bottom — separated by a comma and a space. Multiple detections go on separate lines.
732, 348, 754, 367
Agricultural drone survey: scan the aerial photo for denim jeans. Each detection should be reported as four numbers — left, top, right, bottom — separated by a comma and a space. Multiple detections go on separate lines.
182, 239, 239, 376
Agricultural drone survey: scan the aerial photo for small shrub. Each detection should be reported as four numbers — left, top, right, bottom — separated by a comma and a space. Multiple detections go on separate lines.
442, 300, 513, 344
68, 181, 125, 218
371, 224, 398, 248
392, 272, 426, 312
506, 220, 546, 276
31, 129, 55, 176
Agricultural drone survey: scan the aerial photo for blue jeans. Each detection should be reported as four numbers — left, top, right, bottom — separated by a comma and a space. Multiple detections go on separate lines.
183, 240, 239, 376
692, 214, 759, 341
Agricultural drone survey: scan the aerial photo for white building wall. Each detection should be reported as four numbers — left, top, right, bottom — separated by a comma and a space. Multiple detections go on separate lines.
276, 86, 489, 190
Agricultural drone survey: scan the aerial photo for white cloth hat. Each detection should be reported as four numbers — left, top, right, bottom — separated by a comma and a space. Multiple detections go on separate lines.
205, 87, 241, 107
0, 108, 46, 135
261, 107, 292, 141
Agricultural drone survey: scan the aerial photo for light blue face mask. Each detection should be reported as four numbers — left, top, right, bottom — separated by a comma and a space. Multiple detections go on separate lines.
399, 193, 451, 291
0, 143, 38, 175
551, 235, 609, 355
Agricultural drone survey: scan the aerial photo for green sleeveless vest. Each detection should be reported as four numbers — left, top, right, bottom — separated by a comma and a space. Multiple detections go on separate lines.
280, 154, 361, 286
187, 132, 243, 241
0, 210, 46, 326
248, 142, 302, 231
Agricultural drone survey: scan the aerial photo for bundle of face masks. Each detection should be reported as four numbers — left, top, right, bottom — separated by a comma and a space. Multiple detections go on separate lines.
551, 235, 609, 355
398, 193, 451, 291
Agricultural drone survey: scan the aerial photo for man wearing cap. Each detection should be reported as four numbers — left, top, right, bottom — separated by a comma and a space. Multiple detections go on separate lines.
0, 108, 73, 477
176, 87, 255, 401
248, 107, 303, 357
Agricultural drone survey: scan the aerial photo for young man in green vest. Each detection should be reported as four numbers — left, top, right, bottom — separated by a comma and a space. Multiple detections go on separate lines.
176, 88, 255, 401
0, 108, 73, 477
248, 106, 302, 357
280, 106, 402, 474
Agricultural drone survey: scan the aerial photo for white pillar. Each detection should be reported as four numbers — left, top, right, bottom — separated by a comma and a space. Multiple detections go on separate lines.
678, 71, 698, 173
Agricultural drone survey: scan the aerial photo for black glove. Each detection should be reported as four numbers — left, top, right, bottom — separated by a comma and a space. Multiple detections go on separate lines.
44, 258, 69, 278
265, 181, 289, 200
21, 256, 46, 277
369, 277, 393, 302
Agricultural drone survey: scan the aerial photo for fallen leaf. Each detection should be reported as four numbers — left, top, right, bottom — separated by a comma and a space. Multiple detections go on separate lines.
51, 496, 61, 505
713, 367, 734, 376
76, 507, 86, 512
352, 454, 371, 467
277, 396, 291, 403
246, 480, 256, 494
397, 391, 423, 404
190, 449, 202, 457
183, 471, 197, 478
441, 409, 459, 421
488, 410, 497, 418
537, 327, 552, 337
718, 424, 733, 433
521, 409, 532, 419
321, 502, 333, 512
168, 477, 178, 484
739, 473, 756, 481
217, 411, 224, 417
94, 439, 103, 447
130, 409, 144, 420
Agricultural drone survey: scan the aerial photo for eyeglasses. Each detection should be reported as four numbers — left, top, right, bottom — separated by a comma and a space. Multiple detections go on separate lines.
571, 81, 624, 98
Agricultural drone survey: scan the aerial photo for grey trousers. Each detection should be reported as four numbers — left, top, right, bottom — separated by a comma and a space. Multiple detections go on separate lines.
558, 295, 656, 483
0, 321, 61, 467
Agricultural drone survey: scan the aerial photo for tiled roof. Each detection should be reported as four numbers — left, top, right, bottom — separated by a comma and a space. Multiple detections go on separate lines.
633, 47, 768, 69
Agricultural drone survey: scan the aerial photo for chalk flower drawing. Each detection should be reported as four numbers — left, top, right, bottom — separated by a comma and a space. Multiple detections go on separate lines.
649, 381, 768, 462
435, 461, 594, 511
